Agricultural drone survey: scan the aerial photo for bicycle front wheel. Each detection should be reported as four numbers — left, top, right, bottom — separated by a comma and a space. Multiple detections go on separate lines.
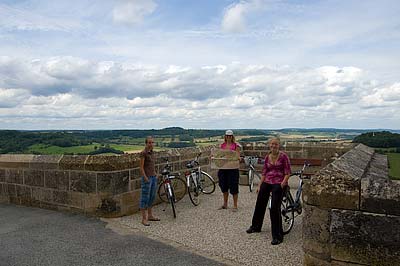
281, 194, 294, 235
248, 169, 254, 192
188, 176, 200, 206
199, 171, 216, 194
171, 177, 186, 203
169, 186, 177, 218
157, 177, 186, 203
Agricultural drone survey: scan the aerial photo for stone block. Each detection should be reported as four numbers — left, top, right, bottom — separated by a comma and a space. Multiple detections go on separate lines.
97, 171, 129, 194
0, 169, 5, 182
42, 189, 53, 202
70, 171, 96, 193
30, 155, 62, 170
53, 191, 69, 205
59, 155, 88, 171
31, 187, 42, 201
331, 260, 364, 266
303, 253, 331, 266
44, 170, 69, 191
129, 168, 141, 181
23, 169, 45, 187
0, 154, 34, 168
7, 184, 16, 197
16, 185, 32, 199
360, 154, 399, 216
302, 204, 331, 260
303, 165, 360, 210
69, 192, 84, 209
330, 209, 400, 266
5, 169, 24, 184
84, 154, 137, 171
239, 174, 248, 185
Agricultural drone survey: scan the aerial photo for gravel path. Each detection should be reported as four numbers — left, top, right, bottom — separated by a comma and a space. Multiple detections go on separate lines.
105, 185, 303, 266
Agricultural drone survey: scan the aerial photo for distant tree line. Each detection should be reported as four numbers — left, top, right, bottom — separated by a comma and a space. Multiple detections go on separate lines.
353, 131, 400, 151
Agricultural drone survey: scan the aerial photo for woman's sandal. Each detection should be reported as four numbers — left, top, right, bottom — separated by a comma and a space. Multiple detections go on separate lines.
217, 206, 227, 210
141, 220, 150, 226
148, 217, 160, 221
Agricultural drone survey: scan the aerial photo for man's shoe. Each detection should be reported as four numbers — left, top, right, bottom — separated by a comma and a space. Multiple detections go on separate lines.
271, 238, 282, 245
246, 227, 260, 234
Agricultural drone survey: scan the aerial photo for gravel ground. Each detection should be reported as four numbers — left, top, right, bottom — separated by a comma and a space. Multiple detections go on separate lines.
106, 185, 303, 266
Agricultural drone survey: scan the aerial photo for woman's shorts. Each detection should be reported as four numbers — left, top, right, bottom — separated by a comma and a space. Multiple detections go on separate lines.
218, 169, 239, 194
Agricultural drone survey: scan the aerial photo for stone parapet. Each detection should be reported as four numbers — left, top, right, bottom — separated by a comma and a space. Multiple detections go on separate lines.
0, 146, 216, 217
303, 144, 399, 265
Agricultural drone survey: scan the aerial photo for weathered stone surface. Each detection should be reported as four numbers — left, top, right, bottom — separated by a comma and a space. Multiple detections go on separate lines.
97, 171, 129, 194
7, 184, 16, 196
69, 191, 84, 208
303, 253, 331, 266
59, 155, 88, 171
44, 170, 69, 190
70, 171, 96, 193
303, 204, 331, 260
15, 185, 32, 199
129, 168, 141, 181
303, 165, 360, 210
330, 209, 400, 266
42, 189, 53, 202
0, 169, 5, 182
331, 261, 364, 266
5, 169, 23, 184
84, 154, 138, 171
30, 155, 62, 170
23, 169, 44, 187
52, 191, 69, 205
360, 153, 400, 216
0, 154, 34, 168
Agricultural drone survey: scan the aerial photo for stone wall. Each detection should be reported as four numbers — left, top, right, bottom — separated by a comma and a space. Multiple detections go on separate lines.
0, 141, 353, 218
0, 146, 217, 217
303, 144, 400, 266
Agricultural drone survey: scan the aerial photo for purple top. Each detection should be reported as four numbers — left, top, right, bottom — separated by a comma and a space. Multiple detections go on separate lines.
262, 152, 291, 184
220, 142, 239, 151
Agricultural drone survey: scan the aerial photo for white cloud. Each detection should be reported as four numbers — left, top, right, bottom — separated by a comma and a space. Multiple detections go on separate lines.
112, 0, 157, 26
0, 56, 398, 129
0, 88, 30, 108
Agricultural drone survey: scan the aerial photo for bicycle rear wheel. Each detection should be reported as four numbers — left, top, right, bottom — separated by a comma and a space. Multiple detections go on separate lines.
188, 176, 200, 206
199, 171, 216, 194
281, 193, 294, 235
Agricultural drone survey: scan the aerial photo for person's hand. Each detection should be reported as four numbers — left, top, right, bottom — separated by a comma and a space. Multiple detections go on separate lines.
144, 176, 149, 183
280, 180, 288, 188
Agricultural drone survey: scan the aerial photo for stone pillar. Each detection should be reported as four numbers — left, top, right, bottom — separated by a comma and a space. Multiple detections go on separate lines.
303, 144, 400, 265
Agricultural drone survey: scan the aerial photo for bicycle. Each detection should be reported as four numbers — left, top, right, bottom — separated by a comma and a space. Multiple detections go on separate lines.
280, 161, 311, 234
243, 156, 263, 192
185, 153, 216, 206
157, 158, 186, 218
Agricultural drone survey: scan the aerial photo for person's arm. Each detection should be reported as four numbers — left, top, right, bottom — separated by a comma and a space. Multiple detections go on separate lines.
257, 155, 268, 193
281, 153, 291, 188
140, 156, 149, 182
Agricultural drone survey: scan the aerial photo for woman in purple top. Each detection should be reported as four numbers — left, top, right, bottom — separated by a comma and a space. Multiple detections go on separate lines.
217, 130, 240, 211
246, 137, 291, 245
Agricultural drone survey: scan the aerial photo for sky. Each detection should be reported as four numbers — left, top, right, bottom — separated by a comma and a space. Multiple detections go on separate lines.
0, 0, 399, 130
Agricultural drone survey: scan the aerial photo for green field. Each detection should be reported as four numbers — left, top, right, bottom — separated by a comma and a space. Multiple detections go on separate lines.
25, 143, 146, 155
388, 153, 400, 180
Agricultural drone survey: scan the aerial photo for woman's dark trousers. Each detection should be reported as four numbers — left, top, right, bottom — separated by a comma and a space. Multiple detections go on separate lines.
251, 182, 284, 240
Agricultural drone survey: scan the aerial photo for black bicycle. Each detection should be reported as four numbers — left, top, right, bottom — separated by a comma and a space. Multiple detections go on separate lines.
157, 158, 186, 218
185, 153, 216, 206
280, 161, 311, 234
